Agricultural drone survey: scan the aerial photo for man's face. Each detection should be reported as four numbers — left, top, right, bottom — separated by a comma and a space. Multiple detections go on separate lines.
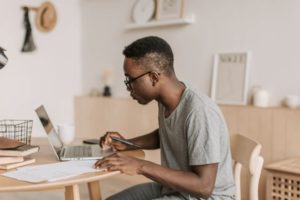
123, 58, 156, 105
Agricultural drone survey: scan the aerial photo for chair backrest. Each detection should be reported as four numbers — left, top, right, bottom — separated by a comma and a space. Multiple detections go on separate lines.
230, 134, 264, 200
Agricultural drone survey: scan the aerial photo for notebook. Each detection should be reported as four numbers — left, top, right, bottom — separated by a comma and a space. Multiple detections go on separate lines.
35, 105, 115, 161
0, 144, 39, 157
0, 156, 24, 165
0, 158, 35, 170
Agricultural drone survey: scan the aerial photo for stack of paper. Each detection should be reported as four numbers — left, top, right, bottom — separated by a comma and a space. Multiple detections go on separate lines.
2, 160, 105, 183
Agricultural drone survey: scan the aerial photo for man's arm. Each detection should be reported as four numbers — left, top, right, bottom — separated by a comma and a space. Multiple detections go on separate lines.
100, 129, 159, 150
95, 153, 218, 199
128, 129, 159, 150
139, 160, 218, 199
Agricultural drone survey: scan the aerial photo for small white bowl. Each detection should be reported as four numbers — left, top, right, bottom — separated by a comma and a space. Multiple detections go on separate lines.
284, 95, 300, 109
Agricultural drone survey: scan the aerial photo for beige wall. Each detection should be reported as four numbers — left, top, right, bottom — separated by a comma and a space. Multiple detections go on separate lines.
81, 0, 300, 106
0, 0, 82, 137
2, 1, 300, 138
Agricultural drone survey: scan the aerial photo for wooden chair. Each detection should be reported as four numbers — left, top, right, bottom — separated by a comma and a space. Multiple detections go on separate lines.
230, 134, 264, 200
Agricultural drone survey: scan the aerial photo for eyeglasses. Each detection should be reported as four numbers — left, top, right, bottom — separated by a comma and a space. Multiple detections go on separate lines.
124, 71, 152, 91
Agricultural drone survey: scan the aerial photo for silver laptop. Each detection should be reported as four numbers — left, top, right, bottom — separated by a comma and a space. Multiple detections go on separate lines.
35, 105, 115, 161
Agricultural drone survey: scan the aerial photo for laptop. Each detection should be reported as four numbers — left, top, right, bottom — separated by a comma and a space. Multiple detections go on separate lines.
35, 105, 115, 161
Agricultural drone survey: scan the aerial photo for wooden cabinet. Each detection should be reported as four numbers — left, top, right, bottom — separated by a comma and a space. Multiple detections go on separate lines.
265, 157, 300, 200
220, 105, 300, 163
74, 96, 158, 138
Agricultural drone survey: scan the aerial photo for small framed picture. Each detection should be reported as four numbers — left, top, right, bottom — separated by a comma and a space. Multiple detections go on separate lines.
155, 0, 185, 20
211, 52, 251, 105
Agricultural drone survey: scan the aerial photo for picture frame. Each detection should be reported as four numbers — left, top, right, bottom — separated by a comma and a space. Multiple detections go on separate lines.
211, 52, 251, 105
155, 0, 185, 20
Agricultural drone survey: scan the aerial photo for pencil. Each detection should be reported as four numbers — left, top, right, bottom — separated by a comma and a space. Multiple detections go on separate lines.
111, 137, 141, 148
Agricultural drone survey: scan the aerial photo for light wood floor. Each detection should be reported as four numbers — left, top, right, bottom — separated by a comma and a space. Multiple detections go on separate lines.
0, 174, 150, 200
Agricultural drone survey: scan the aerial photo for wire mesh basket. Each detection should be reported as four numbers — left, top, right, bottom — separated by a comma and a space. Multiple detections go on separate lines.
0, 120, 33, 144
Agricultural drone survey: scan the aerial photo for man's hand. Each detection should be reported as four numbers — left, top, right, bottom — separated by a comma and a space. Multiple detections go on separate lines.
99, 131, 128, 151
94, 152, 146, 175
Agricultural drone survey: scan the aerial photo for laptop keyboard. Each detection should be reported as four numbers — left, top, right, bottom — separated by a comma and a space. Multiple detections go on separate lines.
63, 146, 92, 158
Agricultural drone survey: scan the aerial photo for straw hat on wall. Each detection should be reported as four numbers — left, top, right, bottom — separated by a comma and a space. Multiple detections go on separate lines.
35, 1, 57, 32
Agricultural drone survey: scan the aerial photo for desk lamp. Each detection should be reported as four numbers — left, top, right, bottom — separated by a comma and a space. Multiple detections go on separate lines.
0, 46, 8, 69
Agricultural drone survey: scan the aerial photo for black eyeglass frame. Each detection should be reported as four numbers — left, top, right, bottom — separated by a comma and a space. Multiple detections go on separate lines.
124, 71, 160, 90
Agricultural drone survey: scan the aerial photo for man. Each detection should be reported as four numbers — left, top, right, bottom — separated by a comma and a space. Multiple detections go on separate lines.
95, 36, 235, 200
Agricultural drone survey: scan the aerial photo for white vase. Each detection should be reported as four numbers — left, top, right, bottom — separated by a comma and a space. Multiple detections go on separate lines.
253, 89, 270, 107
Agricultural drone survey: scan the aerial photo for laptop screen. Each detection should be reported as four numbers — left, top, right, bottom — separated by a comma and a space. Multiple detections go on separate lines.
35, 105, 63, 155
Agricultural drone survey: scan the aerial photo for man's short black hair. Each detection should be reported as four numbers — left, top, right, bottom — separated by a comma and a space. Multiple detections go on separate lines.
123, 36, 174, 75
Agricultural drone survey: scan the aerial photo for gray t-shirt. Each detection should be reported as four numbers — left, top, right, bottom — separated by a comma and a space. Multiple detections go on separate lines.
158, 86, 235, 200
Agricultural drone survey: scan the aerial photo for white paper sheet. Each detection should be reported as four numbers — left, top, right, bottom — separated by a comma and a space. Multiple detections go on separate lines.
1, 160, 105, 183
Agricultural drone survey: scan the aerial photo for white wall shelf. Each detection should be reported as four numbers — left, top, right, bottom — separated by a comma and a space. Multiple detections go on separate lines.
126, 14, 196, 30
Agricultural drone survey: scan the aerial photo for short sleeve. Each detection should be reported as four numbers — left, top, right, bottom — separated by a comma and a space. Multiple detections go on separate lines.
186, 107, 221, 166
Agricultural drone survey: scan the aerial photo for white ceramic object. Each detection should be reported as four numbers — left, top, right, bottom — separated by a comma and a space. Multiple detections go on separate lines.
132, 0, 155, 24
284, 95, 300, 109
253, 89, 270, 107
57, 124, 75, 145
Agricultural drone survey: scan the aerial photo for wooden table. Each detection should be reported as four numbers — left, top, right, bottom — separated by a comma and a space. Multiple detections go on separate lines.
0, 138, 144, 200
265, 157, 300, 200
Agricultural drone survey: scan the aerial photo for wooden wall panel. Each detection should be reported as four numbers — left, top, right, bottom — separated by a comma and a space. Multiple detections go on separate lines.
271, 108, 287, 161
219, 106, 239, 134
74, 96, 158, 139
286, 109, 300, 158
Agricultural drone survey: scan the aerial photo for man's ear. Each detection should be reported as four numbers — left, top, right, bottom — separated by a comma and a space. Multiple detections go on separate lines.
149, 72, 160, 86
